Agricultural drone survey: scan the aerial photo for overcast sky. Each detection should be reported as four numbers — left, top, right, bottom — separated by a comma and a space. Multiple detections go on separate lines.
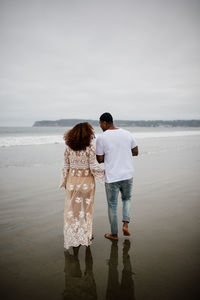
0, 0, 199, 126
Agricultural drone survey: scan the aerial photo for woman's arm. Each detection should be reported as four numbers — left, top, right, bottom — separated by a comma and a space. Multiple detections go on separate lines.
89, 145, 105, 183
59, 147, 70, 189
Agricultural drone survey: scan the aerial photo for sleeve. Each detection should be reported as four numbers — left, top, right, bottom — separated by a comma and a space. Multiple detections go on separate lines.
131, 134, 137, 149
96, 135, 104, 155
59, 147, 70, 189
89, 145, 105, 183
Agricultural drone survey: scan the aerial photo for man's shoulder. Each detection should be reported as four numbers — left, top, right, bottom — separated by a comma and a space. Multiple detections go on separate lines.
119, 128, 127, 133
118, 129, 137, 143
96, 130, 110, 139
118, 128, 132, 136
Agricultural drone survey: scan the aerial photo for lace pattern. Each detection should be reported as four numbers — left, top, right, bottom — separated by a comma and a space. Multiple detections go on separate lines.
59, 143, 104, 249
59, 147, 70, 188
63, 174, 95, 249
63, 213, 93, 249
59, 144, 104, 188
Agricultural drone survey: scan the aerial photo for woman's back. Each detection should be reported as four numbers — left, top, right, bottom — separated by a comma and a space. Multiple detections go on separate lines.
66, 144, 91, 169
63, 144, 104, 181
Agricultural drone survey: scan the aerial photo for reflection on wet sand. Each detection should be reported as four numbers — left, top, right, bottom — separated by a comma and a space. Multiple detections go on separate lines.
106, 239, 135, 300
63, 240, 135, 300
63, 246, 97, 300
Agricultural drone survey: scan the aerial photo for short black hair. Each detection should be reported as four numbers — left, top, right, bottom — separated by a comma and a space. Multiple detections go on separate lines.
99, 112, 113, 123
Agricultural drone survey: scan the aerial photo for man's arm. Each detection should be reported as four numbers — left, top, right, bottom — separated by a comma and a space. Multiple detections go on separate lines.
96, 135, 104, 163
131, 146, 138, 156
96, 155, 104, 164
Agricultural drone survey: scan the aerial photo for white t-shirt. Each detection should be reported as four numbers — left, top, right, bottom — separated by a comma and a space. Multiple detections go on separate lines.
96, 128, 137, 183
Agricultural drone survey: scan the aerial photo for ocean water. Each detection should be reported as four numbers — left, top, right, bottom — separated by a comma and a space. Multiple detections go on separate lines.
0, 126, 200, 147
0, 126, 200, 169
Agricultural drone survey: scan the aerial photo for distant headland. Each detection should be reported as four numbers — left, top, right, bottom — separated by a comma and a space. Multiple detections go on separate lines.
33, 119, 200, 127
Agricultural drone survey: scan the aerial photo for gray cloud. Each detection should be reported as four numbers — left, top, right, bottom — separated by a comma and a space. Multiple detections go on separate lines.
0, 0, 199, 125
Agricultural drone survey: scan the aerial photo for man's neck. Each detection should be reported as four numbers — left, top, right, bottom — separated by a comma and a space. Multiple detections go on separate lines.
105, 124, 118, 131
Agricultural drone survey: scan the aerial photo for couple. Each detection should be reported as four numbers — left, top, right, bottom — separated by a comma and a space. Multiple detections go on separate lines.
59, 112, 138, 249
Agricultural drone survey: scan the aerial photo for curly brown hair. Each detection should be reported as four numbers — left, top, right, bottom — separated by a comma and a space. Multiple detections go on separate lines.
63, 122, 95, 151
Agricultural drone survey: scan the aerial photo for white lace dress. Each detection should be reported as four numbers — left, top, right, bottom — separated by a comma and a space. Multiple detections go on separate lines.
59, 144, 104, 249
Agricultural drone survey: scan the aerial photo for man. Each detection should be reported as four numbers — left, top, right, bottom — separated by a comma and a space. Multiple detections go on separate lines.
96, 112, 138, 241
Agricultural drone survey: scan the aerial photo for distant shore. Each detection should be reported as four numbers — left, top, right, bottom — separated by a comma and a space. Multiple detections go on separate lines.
33, 119, 200, 127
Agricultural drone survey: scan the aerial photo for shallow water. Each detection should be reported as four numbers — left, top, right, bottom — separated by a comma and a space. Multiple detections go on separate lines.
0, 133, 199, 299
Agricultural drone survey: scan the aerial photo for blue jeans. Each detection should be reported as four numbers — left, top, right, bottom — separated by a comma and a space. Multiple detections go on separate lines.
105, 178, 133, 235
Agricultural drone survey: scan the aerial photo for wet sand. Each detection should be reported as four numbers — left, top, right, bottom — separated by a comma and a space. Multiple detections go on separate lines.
0, 135, 199, 300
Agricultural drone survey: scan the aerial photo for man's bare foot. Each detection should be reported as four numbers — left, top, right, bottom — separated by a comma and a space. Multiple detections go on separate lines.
104, 233, 119, 241
123, 222, 131, 236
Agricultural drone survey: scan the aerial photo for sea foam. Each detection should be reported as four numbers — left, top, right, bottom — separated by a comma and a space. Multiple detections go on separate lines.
0, 130, 200, 147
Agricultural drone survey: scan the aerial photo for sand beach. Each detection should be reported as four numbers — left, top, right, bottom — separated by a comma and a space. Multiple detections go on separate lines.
0, 127, 199, 300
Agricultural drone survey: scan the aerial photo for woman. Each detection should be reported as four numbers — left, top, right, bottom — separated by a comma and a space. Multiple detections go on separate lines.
59, 122, 104, 249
